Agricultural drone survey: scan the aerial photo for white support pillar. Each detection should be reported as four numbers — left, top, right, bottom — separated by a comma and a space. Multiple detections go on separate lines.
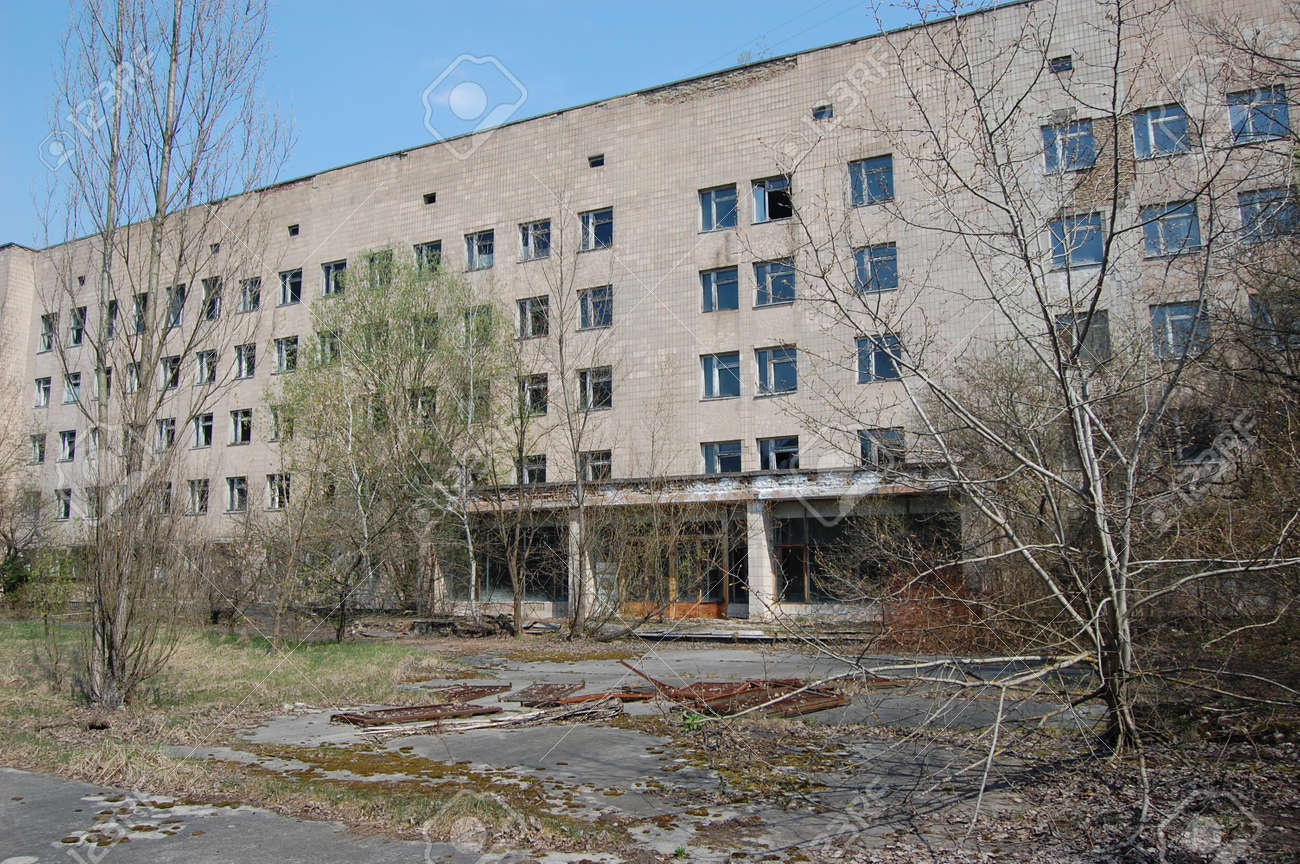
745, 500, 777, 621
567, 508, 595, 621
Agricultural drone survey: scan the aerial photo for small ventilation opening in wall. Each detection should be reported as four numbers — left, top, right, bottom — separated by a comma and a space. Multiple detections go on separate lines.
423, 192, 437, 205
588, 154, 605, 168
1049, 55, 1073, 73
287, 224, 299, 237
812, 104, 834, 120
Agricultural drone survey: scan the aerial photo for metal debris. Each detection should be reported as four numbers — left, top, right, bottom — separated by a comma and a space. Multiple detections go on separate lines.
619, 661, 849, 718
424, 683, 512, 702
330, 703, 502, 727
507, 682, 585, 706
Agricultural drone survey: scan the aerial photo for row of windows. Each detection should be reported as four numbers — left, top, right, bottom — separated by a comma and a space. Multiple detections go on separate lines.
29, 295, 1234, 424
1050, 188, 1298, 269
36, 86, 1292, 351
1042, 85, 1291, 173
32, 337, 299, 407
514, 428, 906, 487
37, 182, 1285, 358
29, 406, 290, 465
39, 474, 290, 521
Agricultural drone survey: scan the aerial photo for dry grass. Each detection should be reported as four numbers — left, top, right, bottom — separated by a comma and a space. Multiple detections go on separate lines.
0, 618, 624, 852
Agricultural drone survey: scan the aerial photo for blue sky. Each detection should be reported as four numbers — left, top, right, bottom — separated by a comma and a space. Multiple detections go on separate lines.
0, 1, 921, 246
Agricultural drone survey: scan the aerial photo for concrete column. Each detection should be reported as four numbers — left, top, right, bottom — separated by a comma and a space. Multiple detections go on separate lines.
745, 500, 777, 621
567, 509, 595, 621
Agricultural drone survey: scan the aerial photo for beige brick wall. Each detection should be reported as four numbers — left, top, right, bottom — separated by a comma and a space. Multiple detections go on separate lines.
5, 0, 1290, 538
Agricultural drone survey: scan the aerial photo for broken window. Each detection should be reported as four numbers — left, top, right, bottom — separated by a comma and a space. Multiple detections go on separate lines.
860, 427, 904, 468
517, 296, 549, 338
132, 292, 149, 333
188, 479, 209, 515
195, 349, 217, 385
752, 176, 792, 222
318, 331, 341, 365
239, 277, 261, 312
279, 269, 302, 305
518, 454, 547, 485
579, 286, 612, 329
235, 343, 256, 379
30, 434, 46, 464
322, 259, 347, 296
520, 373, 548, 415
159, 355, 180, 390
273, 336, 298, 374
156, 417, 176, 450
581, 449, 612, 482
59, 430, 76, 462
756, 346, 797, 395
578, 366, 612, 411
1240, 188, 1300, 242
520, 220, 551, 260
231, 409, 252, 445
703, 440, 742, 474
34, 377, 50, 408
1250, 294, 1300, 350
580, 207, 614, 250
54, 489, 71, 521
1150, 301, 1209, 359
63, 372, 81, 404
194, 413, 214, 448
266, 473, 291, 510
69, 307, 86, 346
39, 313, 56, 352
202, 277, 222, 320
226, 476, 248, 512
270, 405, 295, 440
165, 284, 186, 328
758, 436, 799, 471
415, 240, 443, 272
1054, 309, 1111, 364
466, 230, 495, 270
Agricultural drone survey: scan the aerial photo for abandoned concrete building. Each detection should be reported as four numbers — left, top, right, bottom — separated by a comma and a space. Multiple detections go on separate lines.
1, 0, 1290, 621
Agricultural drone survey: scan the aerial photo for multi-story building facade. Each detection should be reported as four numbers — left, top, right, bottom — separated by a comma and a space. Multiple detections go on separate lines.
2, 0, 1291, 620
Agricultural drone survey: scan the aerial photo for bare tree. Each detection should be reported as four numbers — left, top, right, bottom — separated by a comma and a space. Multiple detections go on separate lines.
38, 0, 287, 706
760, 0, 1300, 750
509, 186, 623, 636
